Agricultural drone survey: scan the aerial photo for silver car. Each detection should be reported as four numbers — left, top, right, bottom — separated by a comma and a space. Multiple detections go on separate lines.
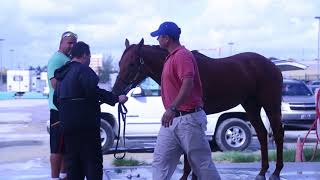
281, 79, 316, 130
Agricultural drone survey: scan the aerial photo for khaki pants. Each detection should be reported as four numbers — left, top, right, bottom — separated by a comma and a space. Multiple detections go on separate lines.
152, 110, 221, 180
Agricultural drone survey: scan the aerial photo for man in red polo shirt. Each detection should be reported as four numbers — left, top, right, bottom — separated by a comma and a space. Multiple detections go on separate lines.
150, 21, 221, 180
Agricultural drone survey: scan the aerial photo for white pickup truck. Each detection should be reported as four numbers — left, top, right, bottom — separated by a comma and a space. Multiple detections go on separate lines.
100, 78, 271, 153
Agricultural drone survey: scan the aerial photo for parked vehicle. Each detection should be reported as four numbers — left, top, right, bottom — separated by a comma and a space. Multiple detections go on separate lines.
40, 72, 49, 97
307, 80, 320, 93
281, 79, 316, 130
7, 70, 32, 95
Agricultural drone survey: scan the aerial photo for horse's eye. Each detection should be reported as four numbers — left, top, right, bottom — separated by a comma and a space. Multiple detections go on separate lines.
129, 63, 135, 67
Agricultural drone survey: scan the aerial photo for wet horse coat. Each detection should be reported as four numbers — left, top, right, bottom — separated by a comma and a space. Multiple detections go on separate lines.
113, 39, 284, 180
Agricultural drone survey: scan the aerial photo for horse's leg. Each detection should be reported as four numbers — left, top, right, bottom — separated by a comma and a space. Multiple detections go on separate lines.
259, 81, 283, 180
264, 108, 284, 179
242, 101, 269, 180
191, 172, 197, 180
180, 154, 197, 180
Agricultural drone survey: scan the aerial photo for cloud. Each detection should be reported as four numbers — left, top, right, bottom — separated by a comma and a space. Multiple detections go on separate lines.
0, 0, 319, 69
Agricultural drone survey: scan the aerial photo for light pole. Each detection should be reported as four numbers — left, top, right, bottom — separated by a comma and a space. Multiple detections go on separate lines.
10, 49, 14, 69
0, 38, 4, 86
228, 42, 234, 56
315, 16, 320, 80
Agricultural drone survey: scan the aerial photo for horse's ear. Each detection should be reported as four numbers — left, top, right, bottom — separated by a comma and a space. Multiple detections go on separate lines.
137, 38, 144, 49
125, 39, 130, 48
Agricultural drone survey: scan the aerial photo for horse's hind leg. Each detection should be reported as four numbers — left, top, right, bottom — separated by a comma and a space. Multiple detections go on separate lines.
180, 154, 197, 180
264, 107, 284, 178
242, 101, 269, 179
259, 80, 284, 180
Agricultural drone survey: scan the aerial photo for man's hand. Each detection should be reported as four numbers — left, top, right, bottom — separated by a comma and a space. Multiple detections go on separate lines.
161, 109, 176, 127
118, 95, 128, 103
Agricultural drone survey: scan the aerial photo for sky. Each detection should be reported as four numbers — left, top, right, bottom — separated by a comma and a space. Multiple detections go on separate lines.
0, 0, 319, 70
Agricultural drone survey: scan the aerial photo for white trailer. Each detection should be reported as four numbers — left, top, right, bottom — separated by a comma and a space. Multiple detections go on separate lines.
40, 72, 49, 96
7, 70, 32, 93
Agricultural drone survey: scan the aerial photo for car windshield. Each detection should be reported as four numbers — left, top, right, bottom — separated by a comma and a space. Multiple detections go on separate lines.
140, 78, 160, 90
282, 82, 313, 96
311, 81, 320, 85
139, 78, 161, 96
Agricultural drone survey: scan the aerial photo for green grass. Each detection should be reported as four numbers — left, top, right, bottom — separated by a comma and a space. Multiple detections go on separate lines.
112, 148, 320, 166
213, 151, 261, 162
214, 148, 320, 163
112, 158, 147, 166
304, 148, 320, 161
267, 148, 320, 162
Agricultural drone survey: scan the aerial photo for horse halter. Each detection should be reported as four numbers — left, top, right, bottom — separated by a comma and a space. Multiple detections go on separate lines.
118, 57, 145, 94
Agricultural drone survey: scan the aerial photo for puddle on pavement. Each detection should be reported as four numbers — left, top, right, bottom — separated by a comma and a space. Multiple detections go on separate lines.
104, 167, 320, 180
105, 167, 151, 180
0, 140, 43, 148
221, 169, 260, 180
1, 159, 319, 180
0, 158, 45, 171
104, 166, 184, 180
280, 171, 320, 180
105, 167, 264, 180
0, 158, 51, 180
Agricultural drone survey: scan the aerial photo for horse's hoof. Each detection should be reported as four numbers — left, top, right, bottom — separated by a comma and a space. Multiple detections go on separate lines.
268, 175, 280, 180
255, 175, 266, 180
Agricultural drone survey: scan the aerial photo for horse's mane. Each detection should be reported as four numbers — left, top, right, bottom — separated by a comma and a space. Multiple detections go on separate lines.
140, 44, 215, 61
191, 50, 214, 60
149, 45, 168, 53
147, 45, 214, 60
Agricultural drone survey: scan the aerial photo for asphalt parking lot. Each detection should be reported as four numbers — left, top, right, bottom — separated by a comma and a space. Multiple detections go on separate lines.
0, 99, 319, 180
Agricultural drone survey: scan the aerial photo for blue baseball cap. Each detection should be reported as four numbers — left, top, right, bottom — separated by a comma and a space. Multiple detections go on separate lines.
150, 21, 181, 40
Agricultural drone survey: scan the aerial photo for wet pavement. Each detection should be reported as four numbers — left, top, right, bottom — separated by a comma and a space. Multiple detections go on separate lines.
104, 162, 320, 180
1, 158, 320, 180
1, 99, 320, 180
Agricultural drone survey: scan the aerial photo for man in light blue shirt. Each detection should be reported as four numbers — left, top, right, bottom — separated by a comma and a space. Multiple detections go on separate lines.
47, 31, 77, 180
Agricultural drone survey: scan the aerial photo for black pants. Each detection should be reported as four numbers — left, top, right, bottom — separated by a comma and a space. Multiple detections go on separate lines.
64, 130, 102, 180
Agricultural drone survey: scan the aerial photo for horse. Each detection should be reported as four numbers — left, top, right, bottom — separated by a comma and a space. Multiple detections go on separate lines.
112, 38, 284, 180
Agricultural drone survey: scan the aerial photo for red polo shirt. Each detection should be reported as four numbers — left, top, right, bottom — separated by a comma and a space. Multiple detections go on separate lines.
161, 46, 203, 111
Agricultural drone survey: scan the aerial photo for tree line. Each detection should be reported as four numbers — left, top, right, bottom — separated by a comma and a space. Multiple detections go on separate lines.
0, 55, 116, 85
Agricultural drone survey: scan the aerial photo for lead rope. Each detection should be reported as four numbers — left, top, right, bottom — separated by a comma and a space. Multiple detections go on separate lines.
300, 89, 320, 161
301, 119, 319, 161
114, 102, 128, 159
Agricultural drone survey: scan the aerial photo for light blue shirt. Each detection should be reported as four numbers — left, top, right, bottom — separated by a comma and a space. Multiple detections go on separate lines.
47, 51, 70, 110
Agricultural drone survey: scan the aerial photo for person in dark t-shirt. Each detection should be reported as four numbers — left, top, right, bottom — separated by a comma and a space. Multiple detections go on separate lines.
54, 41, 128, 180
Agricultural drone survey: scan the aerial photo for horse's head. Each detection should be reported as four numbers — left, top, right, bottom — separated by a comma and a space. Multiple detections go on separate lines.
112, 38, 148, 95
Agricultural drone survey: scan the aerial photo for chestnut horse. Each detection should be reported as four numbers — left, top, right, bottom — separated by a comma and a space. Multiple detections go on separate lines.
112, 39, 284, 180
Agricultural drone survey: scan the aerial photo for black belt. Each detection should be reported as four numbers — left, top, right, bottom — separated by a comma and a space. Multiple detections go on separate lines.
60, 97, 86, 101
175, 107, 203, 117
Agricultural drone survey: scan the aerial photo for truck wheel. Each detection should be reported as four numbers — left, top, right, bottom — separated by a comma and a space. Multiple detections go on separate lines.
100, 120, 115, 153
215, 118, 252, 151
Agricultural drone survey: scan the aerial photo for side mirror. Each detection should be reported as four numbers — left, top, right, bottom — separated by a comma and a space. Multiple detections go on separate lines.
131, 87, 143, 97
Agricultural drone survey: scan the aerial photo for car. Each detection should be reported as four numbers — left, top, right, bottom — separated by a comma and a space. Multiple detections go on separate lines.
307, 80, 320, 93
281, 79, 316, 130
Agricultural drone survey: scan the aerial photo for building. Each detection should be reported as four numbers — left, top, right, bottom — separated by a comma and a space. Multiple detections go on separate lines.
281, 59, 320, 81
90, 54, 103, 74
